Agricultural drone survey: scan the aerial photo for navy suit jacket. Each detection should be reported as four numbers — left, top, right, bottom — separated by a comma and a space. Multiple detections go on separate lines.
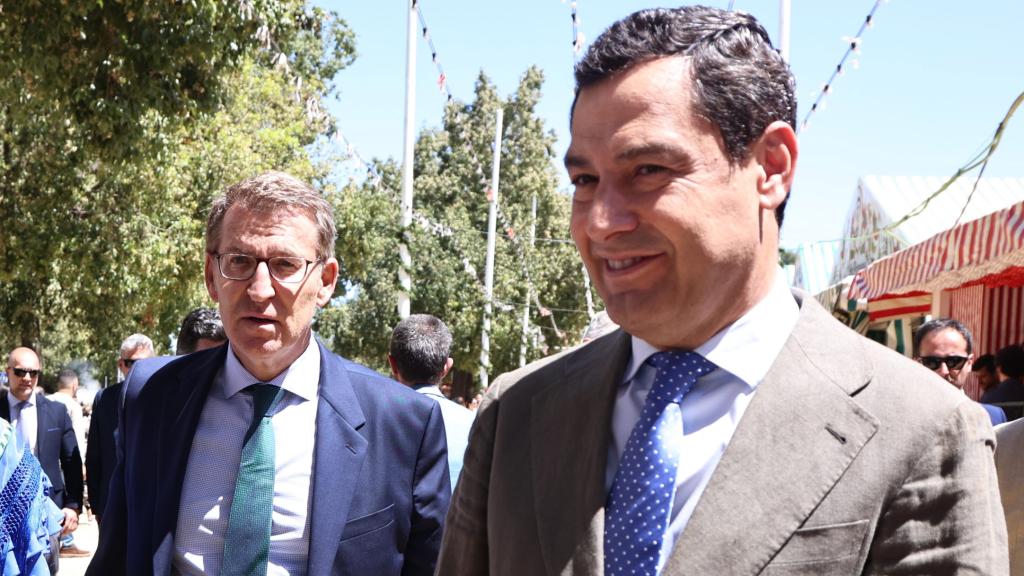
87, 341, 450, 576
0, 392, 84, 511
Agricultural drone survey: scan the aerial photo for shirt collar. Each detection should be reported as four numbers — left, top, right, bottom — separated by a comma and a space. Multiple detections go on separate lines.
221, 337, 320, 402
7, 390, 34, 408
623, 270, 799, 389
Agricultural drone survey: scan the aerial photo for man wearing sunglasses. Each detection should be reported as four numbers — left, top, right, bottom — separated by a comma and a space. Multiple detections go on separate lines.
87, 333, 155, 525
2, 346, 85, 563
914, 318, 1006, 425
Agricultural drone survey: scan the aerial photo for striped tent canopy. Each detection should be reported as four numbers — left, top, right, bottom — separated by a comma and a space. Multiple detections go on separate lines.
849, 199, 1024, 301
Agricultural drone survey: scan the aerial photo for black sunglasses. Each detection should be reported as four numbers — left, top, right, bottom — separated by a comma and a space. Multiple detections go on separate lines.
121, 358, 137, 368
919, 355, 969, 371
11, 368, 41, 378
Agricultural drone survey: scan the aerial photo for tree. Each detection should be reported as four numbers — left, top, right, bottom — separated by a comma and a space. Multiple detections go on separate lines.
319, 68, 594, 388
0, 1, 355, 376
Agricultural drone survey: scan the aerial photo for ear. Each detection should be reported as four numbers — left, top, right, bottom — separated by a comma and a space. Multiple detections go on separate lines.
316, 257, 341, 307
387, 355, 401, 381
754, 120, 798, 212
204, 253, 220, 303
440, 357, 454, 380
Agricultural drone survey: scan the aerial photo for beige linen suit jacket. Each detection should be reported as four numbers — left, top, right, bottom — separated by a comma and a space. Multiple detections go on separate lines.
437, 292, 1008, 575
995, 418, 1024, 574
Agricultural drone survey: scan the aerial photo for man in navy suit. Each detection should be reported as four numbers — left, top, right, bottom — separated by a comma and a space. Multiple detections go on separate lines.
86, 333, 155, 524
87, 171, 450, 575
3, 347, 85, 557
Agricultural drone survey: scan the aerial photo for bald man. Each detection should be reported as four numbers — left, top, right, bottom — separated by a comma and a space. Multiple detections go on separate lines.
2, 347, 86, 556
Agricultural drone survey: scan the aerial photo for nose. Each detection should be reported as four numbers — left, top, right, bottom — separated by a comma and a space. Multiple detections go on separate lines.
583, 183, 638, 242
247, 261, 277, 302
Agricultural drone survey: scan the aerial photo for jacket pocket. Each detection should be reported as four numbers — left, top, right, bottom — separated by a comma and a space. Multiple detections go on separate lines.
340, 503, 395, 542
764, 519, 870, 575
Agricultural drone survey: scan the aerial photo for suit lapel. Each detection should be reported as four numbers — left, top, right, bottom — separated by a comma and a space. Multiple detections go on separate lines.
150, 349, 224, 574
306, 344, 368, 575
33, 396, 47, 458
665, 295, 880, 576
532, 331, 631, 576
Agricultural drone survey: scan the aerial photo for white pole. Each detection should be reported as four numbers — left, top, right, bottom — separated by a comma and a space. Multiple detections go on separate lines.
480, 108, 504, 390
519, 194, 537, 367
398, 0, 418, 319
779, 0, 792, 62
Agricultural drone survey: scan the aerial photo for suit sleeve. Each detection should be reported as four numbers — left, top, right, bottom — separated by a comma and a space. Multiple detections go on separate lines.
85, 387, 104, 513
86, 380, 133, 576
867, 400, 1009, 574
58, 405, 84, 512
402, 399, 451, 576
435, 382, 501, 576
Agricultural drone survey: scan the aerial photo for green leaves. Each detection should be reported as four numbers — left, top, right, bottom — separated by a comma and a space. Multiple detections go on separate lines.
321, 68, 594, 389
0, 1, 355, 376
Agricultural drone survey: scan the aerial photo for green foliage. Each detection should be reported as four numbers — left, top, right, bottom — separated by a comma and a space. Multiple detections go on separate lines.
320, 68, 592, 389
0, 1, 354, 376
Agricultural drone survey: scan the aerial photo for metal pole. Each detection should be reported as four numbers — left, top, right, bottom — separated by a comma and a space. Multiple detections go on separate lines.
779, 0, 792, 62
398, 0, 418, 319
519, 194, 537, 367
480, 108, 504, 390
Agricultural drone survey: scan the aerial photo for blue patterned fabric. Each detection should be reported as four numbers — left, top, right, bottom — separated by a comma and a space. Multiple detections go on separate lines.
605, 351, 715, 576
0, 420, 64, 575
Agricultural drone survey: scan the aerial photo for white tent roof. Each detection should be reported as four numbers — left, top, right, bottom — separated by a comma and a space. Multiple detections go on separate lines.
860, 175, 1024, 246
832, 176, 1024, 283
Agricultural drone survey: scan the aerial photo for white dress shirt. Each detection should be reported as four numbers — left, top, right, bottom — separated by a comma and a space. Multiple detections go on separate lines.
174, 339, 320, 576
8, 390, 37, 453
606, 272, 799, 573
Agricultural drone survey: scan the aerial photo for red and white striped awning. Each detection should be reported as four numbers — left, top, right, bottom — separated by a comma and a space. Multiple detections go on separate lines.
849, 199, 1024, 302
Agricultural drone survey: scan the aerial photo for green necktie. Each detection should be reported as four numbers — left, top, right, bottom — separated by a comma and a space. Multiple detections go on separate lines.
221, 384, 284, 576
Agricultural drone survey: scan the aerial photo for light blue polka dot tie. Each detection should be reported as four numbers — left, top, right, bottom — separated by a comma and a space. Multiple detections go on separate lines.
605, 350, 716, 576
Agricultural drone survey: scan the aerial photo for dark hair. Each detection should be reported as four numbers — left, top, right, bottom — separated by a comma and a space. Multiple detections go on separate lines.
177, 307, 226, 355
56, 368, 78, 389
572, 6, 797, 226
913, 318, 973, 357
972, 353, 996, 373
389, 314, 453, 385
996, 345, 1024, 378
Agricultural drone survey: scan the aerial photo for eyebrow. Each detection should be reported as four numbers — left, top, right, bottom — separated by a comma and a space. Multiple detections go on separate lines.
564, 141, 695, 170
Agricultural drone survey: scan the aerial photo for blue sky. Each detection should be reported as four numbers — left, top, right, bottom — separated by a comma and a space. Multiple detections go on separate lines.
317, 1, 1024, 249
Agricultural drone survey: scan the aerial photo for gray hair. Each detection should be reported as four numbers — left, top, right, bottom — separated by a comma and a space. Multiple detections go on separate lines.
119, 333, 155, 358
205, 171, 336, 260
389, 314, 453, 385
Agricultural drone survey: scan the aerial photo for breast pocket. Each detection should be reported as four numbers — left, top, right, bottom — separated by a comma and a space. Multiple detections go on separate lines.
340, 503, 395, 542
763, 519, 870, 576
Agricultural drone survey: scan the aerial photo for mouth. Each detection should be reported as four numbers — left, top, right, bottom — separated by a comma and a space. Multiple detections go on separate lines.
243, 314, 278, 326
604, 254, 657, 272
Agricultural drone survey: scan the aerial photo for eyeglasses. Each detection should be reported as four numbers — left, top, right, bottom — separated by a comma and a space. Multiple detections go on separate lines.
11, 368, 40, 378
919, 355, 969, 372
121, 358, 137, 368
213, 253, 321, 283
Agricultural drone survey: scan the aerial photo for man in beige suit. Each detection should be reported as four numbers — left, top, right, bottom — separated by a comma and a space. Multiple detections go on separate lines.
437, 6, 1007, 575
996, 418, 1024, 573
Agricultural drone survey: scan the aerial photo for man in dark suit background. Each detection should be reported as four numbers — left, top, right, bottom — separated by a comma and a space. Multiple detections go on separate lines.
88, 171, 449, 576
438, 6, 1007, 575
86, 333, 155, 524
3, 346, 86, 559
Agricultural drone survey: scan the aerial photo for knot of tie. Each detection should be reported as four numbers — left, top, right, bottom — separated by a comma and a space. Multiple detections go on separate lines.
645, 350, 716, 406
247, 383, 282, 420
